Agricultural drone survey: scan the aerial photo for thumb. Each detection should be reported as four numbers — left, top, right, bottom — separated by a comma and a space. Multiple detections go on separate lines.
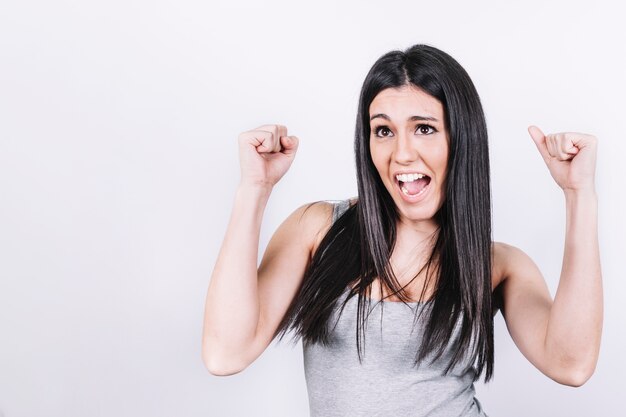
528, 125, 550, 164
280, 135, 299, 155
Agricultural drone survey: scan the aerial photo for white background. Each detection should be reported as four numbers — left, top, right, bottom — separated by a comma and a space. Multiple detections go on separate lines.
0, 0, 624, 416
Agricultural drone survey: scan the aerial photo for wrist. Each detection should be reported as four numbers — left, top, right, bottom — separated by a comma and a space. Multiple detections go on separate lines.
563, 188, 598, 204
563, 187, 597, 202
237, 181, 273, 198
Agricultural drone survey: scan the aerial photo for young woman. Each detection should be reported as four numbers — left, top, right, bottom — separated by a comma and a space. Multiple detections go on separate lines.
202, 44, 602, 416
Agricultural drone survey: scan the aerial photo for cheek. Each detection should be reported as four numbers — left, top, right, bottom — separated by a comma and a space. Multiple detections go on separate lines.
438, 156, 449, 195
434, 144, 449, 172
437, 154, 448, 173
369, 145, 386, 173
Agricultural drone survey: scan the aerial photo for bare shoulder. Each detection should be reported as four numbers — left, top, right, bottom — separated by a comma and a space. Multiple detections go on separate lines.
491, 240, 551, 312
491, 241, 528, 312
289, 200, 333, 256
493, 240, 536, 282
491, 241, 508, 288
298, 198, 358, 256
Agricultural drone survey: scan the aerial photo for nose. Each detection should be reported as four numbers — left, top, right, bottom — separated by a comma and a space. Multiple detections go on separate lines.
393, 131, 420, 165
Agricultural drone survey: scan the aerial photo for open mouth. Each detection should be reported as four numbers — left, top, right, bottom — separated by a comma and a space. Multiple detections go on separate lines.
395, 173, 431, 197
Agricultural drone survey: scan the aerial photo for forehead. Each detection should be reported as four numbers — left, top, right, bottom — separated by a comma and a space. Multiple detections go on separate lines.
369, 85, 444, 121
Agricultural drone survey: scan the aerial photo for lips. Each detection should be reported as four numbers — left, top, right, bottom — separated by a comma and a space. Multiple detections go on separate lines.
394, 174, 432, 202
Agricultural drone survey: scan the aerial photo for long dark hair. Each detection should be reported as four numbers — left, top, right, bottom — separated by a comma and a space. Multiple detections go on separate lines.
274, 44, 494, 383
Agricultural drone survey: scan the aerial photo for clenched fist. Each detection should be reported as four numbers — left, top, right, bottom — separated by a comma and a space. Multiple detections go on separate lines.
528, 125, 598, 193
237, 124, 299, 189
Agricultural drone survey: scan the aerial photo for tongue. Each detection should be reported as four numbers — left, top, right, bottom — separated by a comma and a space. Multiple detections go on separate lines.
403, 177, 429, 195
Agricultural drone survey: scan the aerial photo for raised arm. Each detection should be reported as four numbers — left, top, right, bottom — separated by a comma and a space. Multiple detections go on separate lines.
201, 124, 302, 375
530, 126, 602, 385
498, 126, 602, 387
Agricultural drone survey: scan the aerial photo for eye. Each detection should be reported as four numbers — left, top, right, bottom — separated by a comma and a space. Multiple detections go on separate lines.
373, 125, 393, 138
416, 124, 437, 135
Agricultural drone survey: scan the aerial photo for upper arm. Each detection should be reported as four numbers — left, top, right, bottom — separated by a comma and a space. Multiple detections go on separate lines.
241, 201, 333, 369
497, 242, 567, 382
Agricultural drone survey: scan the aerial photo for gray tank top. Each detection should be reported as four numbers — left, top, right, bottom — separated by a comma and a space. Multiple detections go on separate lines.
302, 199, 489, 417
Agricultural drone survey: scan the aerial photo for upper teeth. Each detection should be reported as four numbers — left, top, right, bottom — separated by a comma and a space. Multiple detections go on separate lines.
396, 173, 426, 182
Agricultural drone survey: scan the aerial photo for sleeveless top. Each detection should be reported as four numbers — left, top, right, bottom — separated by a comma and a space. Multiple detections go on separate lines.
302, 199, 489, 417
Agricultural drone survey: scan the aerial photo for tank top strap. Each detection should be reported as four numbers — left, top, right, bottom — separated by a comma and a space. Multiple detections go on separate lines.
331, 198, 352, 224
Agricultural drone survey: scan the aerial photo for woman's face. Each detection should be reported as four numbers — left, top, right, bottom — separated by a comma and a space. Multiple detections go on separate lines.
368, 84, 449, 230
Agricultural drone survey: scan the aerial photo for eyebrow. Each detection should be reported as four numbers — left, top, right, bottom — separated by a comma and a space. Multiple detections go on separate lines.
369, 113, 439, 122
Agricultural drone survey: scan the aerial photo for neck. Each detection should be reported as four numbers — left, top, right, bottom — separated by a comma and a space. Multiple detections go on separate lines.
396, 217, 439, 245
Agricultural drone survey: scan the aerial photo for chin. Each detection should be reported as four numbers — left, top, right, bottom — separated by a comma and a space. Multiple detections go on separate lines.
399, 205, 437, 220
386, 185, 443, 224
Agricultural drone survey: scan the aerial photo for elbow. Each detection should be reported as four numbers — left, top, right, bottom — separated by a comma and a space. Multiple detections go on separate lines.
566, 367, 595, 388
557, 363, 597, 387
205, 361, 245, 377
202, 347, 248, 377
545, 344, 599, 387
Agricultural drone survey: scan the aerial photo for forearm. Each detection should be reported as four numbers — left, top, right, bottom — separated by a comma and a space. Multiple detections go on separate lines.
202, 183, 272, 370
544, 189, 603, 379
